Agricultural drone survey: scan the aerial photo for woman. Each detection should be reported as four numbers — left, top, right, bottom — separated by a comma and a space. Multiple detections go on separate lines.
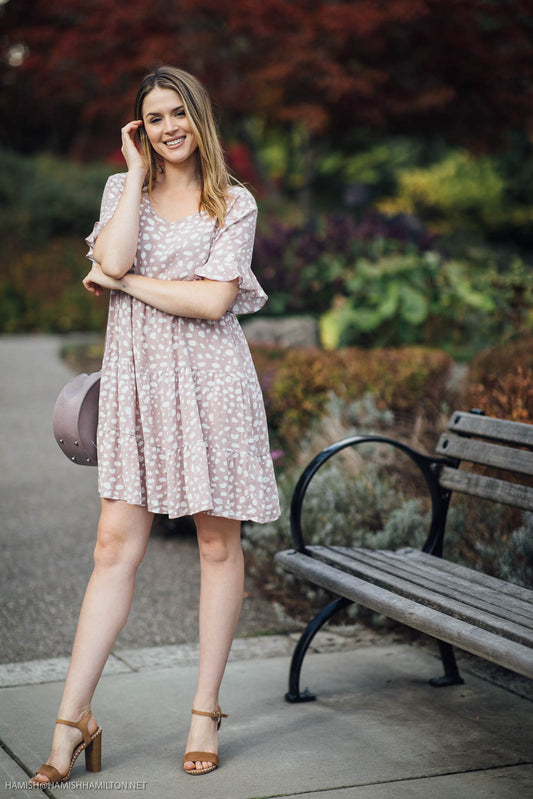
30, 65, 280, 786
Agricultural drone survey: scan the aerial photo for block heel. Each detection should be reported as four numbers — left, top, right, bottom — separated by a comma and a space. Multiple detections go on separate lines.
85, 728, 102, 773
29, 708, 102, 787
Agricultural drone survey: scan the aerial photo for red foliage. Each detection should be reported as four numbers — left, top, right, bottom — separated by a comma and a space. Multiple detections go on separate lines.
1, 0, 532, 157
251, 344, 453, 452
466, 337, 533, 424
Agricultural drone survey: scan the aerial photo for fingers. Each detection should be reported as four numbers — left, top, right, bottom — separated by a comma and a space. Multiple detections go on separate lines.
121, 120, 147, 172
82, 276, 103, 296
124, 120, 144, 129
121, 119, 144, 143
122, 119, 144, 133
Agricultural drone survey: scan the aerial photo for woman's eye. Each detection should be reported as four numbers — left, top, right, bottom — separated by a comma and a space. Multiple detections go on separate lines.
149, 117, 161, 124
176, 110, 186, 117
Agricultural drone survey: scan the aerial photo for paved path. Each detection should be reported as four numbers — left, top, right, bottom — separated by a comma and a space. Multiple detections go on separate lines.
0, 335, 282, 665
1, 642, 532, 799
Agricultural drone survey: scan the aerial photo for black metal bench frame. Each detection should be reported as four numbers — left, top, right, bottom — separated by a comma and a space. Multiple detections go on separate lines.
275, 411, 533, 702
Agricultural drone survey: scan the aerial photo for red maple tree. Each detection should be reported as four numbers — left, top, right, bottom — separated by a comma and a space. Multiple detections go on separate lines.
1, 0, 531, 157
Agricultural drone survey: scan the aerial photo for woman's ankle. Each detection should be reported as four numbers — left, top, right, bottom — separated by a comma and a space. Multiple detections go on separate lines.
192, 694, 219, 712
56, 702, 91, 722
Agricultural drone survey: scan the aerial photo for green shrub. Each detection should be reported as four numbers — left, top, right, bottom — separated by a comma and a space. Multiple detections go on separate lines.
0, 149, 114, 247
318, 249, 533, 357
253, 210, 436, 317
0, 149, 114, 333
0, 237, 108, 333
377, 150, 533, 234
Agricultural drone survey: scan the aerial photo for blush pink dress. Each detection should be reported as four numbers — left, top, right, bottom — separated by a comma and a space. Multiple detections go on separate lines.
86, 173, 280, 523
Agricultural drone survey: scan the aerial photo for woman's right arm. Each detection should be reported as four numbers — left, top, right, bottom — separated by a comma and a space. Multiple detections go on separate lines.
92, 120, 147, 279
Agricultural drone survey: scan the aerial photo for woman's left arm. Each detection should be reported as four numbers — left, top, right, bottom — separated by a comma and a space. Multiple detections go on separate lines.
83, 263, 238, 320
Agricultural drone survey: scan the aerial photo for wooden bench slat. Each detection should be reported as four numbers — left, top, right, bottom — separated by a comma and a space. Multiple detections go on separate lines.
362, 547, 531, 611
397, 548, 533, 604
275, 549, 533, 680
308, 546, 533, 646
436, 433, 533, 475
334, 546, 533, 628
439, 466, 533, 510
447, 411, 533, 447
370, 547, 533, 618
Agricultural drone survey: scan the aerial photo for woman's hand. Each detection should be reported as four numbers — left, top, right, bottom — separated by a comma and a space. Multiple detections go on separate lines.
82, 263, 121, 296
121, 119, 148, 175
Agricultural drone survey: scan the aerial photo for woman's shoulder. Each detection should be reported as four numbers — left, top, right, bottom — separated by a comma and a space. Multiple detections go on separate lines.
225, 184, 257, 218
105, 172, 127, 188
96, 173, 127, 214
100, 172, 127, 200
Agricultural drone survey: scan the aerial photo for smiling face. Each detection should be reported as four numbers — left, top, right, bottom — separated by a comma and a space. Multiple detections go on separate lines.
141, 86, 199, 167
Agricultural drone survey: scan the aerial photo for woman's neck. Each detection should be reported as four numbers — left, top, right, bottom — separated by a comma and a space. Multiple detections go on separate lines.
158, 159, 201, 192
150, 159, 202, 221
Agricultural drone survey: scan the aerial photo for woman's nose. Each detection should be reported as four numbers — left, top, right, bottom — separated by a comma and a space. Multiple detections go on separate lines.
164, 116, 179, 134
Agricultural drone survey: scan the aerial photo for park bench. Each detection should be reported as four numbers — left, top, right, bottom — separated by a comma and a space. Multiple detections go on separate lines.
275, 410, 533, 702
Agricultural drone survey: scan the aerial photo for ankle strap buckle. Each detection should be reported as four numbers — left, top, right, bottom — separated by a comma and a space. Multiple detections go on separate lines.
191, 707, 229, 722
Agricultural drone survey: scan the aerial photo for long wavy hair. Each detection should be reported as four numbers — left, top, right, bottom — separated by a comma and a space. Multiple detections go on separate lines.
134, 66, 235, 227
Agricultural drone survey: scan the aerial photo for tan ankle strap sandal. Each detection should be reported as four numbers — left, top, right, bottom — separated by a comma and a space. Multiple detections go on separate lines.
183, 706, 228, 775
29, 709, 102, 787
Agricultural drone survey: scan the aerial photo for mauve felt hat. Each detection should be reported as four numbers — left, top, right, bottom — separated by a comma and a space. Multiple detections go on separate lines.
52, 372, 101, 466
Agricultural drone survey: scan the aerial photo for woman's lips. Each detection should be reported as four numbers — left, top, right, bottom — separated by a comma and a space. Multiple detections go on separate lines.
164, 136, 186, 148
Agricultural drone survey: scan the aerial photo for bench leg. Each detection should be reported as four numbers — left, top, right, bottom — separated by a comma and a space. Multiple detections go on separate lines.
430, 640, 464, 687
285, 596, 353, 703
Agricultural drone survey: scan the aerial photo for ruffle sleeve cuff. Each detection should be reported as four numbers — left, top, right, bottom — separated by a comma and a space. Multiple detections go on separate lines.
84, 173, 126, 264
194, 186, 267, 315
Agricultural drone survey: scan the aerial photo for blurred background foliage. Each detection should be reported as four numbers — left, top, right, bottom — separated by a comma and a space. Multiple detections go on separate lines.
1, 0, 532, 403
3, 142, 532, 358
2, 0, 533, 593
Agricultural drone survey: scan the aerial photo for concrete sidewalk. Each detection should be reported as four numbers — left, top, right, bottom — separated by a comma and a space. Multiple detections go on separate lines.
1, 638, 532, 799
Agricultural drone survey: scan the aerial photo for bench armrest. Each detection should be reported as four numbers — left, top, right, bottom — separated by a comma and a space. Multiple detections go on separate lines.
290, 435, 452, 557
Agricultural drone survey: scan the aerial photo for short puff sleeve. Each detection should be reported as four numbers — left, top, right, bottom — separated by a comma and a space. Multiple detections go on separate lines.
85, 173, 126, 263
195, 186, 267, 315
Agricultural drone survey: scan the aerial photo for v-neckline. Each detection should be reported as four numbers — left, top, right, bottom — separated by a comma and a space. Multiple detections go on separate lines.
144, 196, 203, 226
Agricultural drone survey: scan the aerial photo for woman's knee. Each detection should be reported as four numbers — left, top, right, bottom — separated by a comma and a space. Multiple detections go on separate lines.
93, 501, 151, 570
195, 515, 242, 564
197, 534, 231, 563
93, 524, 129, 569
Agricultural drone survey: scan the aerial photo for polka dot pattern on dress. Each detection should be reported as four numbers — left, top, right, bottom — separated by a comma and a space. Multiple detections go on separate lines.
85, 173, 280, 522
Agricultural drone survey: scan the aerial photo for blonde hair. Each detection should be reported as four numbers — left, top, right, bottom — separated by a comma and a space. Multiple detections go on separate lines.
134, 66, 235, 227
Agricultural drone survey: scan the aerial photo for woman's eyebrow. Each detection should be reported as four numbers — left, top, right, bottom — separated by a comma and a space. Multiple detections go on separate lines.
145, 105, 184, 118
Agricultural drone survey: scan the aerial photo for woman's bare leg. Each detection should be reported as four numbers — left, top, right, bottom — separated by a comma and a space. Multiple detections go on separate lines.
184, 513, 244, 772
32, 499, 153, 784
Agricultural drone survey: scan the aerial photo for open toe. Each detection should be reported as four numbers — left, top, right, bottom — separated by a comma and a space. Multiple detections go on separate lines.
183, 707, 227, 776
29, 710, 102, 787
